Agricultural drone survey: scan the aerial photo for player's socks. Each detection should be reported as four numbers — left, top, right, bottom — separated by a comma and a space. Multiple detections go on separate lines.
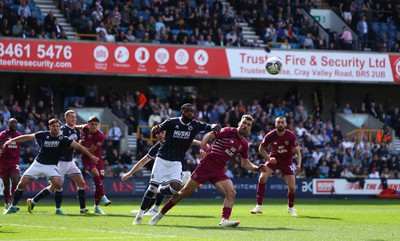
140, 189, 156, 211
160, 199, 175, 214
288, 191, 295, 208
33, 187, 51, 203
222, 207, 232, 220
256, 183, 266, 205
159, 186, 178, 195
93, 176, 105, 197
3, 188, 10, 205
77, 188, 86, 210
55, 189, 63, 209
12, 189, 23, 205
155, 193, 164, 207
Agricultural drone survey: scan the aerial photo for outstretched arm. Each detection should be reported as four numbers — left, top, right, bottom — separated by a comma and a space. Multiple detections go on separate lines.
241, 157, 267, 172
70, 141, 99, 163
3, 134, 35, 147
121, 156, 152, 181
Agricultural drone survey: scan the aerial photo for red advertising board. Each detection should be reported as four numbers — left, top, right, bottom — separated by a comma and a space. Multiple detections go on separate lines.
0, 39, 230, 77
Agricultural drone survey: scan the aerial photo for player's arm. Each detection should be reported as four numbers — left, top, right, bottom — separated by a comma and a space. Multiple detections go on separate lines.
240, 157, 267, 172
121, 156, 152, 181
191, 139, 210, 150
258, 143, 276, 164
199, 131, 215, 158
70, 141, 99, 163
293, 146, 302, 172
3, 134, 35, 147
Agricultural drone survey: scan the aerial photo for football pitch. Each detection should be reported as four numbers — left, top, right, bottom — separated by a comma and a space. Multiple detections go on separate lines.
1, 198, 399, 241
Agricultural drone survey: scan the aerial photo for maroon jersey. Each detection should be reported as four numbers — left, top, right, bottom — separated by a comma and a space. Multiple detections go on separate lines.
81, 124, 104, 161
203, 127, 249, 170
261, 129, 298, 166
0, 129, 21, 167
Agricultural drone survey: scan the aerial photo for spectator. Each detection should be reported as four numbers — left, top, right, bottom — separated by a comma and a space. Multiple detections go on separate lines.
108, 122, 122, 151
356, 15, 368, 50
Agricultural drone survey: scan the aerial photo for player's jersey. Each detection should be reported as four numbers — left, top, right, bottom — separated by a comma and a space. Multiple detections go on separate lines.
59, 124, 81, 162
261, 129, 298, 166
203, 127, 249, 170
81, 124, 104, 160
0, 129, 21, 166
147, 142, 161, 160
34, 131, 73, 165
157, 117, 211, 162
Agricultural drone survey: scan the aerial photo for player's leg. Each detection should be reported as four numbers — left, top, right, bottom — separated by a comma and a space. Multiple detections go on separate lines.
148, 178, 199, 226
158, 181, 182, 196
251, 167, 274, 214
27, 184, 53, 213
1, 170, 11, 210
96, 161, 111, 206
214, 179, 240, 227
70, 174, 88, 213
133, 183, 159, 224
283, 174, 297, 216
10, 172, 21, 203
4, 176, 33, 214
50, 176, 64, 215
90, 167, 105, 214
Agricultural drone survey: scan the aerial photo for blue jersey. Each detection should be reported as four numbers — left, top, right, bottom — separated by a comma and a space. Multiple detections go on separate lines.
59, 124, 81, 162
34, 131, 73, 165
157, 117, 211, 162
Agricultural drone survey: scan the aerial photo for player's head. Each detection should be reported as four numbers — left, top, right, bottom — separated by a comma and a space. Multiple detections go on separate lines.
180, 103, 195, 123
238, 115, 253, 136
88, 116, 100, 133
8, 118, 18, 132
64, 110, 77, 126
48, 118, 61, 135
275, 116, 287, 133
156, 131, 166, 142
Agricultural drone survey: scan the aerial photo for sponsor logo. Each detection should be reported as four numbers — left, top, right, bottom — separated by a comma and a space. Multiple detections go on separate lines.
93, 45, 109, 62
316, 180, 334, 193
173, 130, 191, 139
44, 141, 60, 148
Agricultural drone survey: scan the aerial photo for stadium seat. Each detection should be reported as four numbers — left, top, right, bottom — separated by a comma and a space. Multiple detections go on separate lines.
380, 23, 389, 32
371, 22, 380, 33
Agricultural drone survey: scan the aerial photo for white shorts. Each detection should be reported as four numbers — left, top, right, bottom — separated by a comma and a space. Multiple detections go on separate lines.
150, 157, 182, 185
23, 161, 60, 181
58, 161, 82, 182
342, 12, 352, 21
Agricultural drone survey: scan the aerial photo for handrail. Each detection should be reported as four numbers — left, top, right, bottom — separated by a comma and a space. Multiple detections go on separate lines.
74, 33, 99, 41
345, 129, 383, 142
267, 42, 290, 48
137, 125, 156, 141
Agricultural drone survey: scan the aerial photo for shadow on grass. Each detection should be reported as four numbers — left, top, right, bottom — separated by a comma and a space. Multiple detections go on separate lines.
66, 213, 133, 218
298, 215, 342, 221
154, 225, 309, 232
168, 214, 216, 219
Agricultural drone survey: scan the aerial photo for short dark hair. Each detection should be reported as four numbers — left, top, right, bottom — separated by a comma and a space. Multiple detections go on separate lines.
181, 103, 194, 110
48, 118, 61, 126
88, 116, 100, 123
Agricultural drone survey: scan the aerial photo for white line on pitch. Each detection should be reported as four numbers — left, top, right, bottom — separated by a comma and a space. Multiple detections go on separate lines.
5, 223, 176, 238
0, 237, 131, 241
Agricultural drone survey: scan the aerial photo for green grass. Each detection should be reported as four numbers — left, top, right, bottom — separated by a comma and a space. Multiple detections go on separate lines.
1, 198, 399, 241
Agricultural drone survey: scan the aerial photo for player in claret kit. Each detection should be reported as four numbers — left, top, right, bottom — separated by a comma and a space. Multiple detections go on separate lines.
250, 116, 302, 217
76, 116, 111, 215
3, 118, 98, 214
0, 118, 21, 211
149, 115, 267, 227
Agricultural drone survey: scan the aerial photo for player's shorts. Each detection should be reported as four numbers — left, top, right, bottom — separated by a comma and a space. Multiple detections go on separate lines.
0, 164, 21, 179
23, 161, 60, 181
181, 171, 191, 186
150, 157, 182, 185
58, 160, 82, 182
83, 158, 104, 179
191, 161, 229, 185
266, 162, 295, 176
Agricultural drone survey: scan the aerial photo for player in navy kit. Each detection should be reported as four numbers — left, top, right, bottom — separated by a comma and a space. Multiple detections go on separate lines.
3, 118, 98, 214
26, 110, 88, 214
250, 116, 302, 216
149, 115, 267, 227
0, 118, 21, 211
132, 103, 221, 225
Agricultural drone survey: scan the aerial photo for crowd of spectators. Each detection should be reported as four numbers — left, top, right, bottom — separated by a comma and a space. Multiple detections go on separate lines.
2, 79, 400, 180
1, 0, 399, 51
